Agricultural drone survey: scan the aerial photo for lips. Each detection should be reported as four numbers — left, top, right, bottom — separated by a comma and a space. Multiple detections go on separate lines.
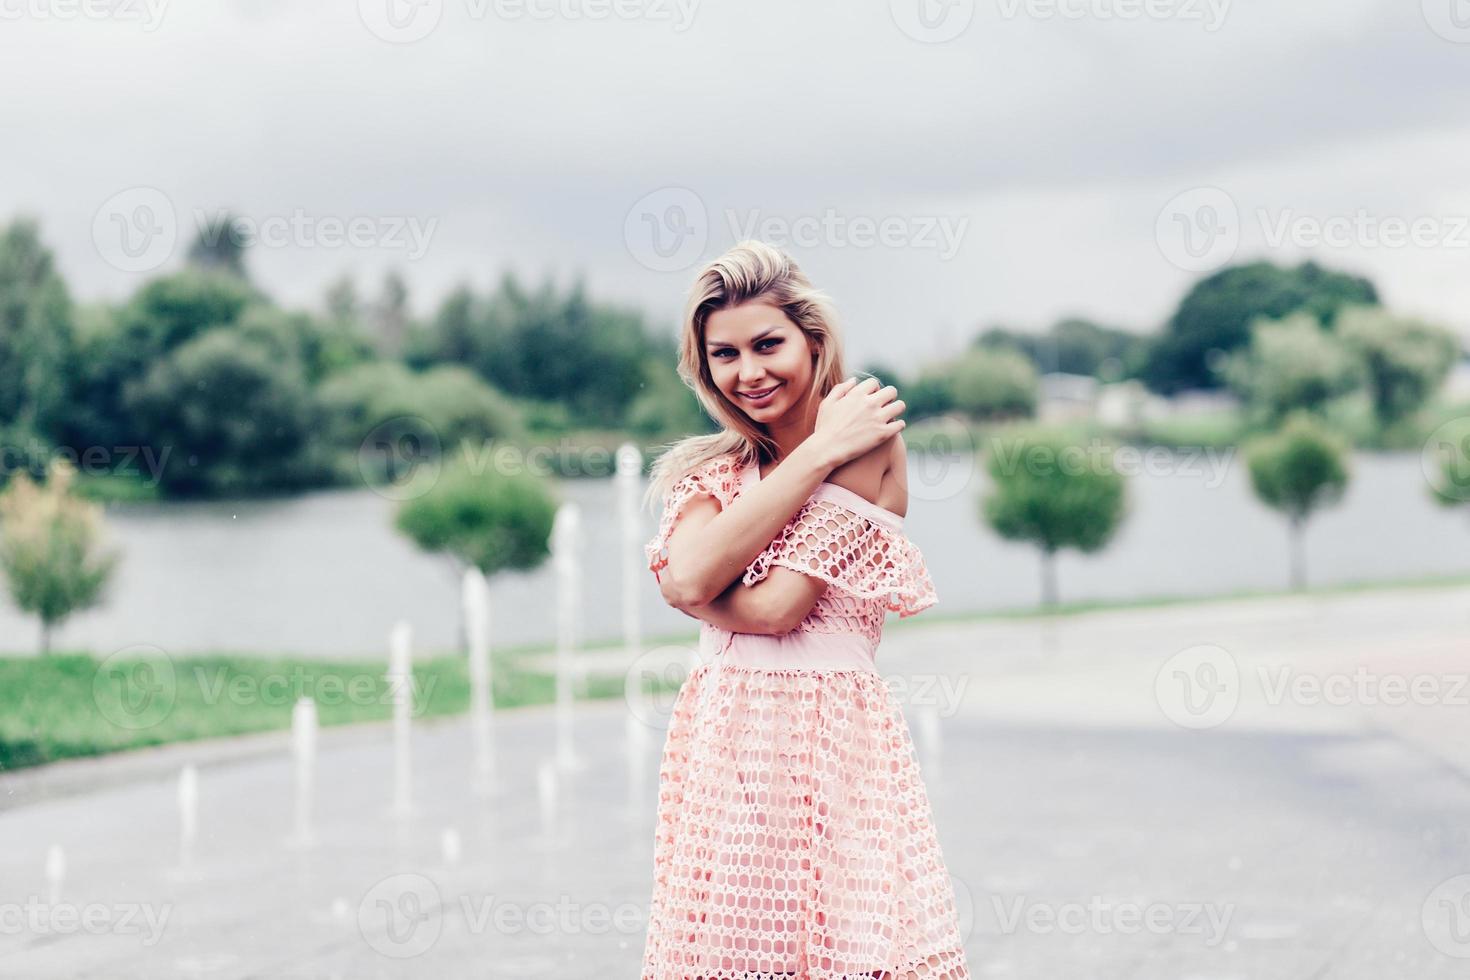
737, 383, 782, 401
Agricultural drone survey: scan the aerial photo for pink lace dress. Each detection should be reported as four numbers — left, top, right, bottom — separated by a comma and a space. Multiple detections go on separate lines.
641, 450, 971, 980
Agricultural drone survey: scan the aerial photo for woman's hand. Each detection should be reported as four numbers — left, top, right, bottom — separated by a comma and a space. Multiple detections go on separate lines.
808, 376, 905, 470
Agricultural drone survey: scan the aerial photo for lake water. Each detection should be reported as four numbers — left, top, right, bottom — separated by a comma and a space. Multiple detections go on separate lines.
1, 451, 1465, 658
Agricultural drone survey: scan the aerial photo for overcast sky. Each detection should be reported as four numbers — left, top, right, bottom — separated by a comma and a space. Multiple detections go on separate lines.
4, 0, 1469, 371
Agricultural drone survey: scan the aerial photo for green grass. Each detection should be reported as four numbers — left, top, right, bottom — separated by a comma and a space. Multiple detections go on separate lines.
0, 644, 648, 772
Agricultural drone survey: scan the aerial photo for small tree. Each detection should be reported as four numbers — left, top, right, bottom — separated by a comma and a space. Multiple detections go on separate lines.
949, 348, 1038, 421
0, 459, 118, 654
1335, 305, 1458, 443
1218, 312, 1361, 425
1243, 412, 1350, 590
395, 460, 559, 653
982, 429, 1128, 607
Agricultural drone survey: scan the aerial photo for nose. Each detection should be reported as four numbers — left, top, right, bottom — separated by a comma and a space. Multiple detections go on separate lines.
738, 355, 765, 385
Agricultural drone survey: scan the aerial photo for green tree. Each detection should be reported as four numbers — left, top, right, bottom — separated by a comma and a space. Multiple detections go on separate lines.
123, 328, 326, 496
324, 274, 361, 325
1334, 305, 1459, 440
395, 460, 558, 576
977, 318, 1148, 380
414, 272, 653, 427
626, 355, 712, 439
233, 305, 376, 385
1146, 261, 1378, 394
186, 211, 250, 280
948, 347, 1038, 421
982, 429, 1128, 607
0, 459, 118, 653
0, 218, 75, 440
1218, 312, 1362, 424
317, 361, 522, 487
904, 365, 957, 421
1243, 412, 1350, 590
62, 270, 261, 449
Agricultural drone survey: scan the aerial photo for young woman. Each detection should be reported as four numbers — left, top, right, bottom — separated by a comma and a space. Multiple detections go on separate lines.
638, 240, 971, 980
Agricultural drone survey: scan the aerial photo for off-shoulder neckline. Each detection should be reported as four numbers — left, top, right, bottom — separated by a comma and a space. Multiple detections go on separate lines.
739, 455, 905, 530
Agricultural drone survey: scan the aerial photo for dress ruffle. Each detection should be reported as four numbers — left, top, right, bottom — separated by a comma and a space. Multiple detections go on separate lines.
646, 453, 747, 575
742, 492, 938, 619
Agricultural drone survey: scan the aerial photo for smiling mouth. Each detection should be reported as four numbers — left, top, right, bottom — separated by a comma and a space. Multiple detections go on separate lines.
737, 383, 783, 401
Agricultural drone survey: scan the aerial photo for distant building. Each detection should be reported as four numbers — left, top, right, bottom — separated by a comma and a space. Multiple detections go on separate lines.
1444, 359, 1470, 404
1040, 373, 1199, 428
1096, 380, 1171, 428
1037, 372, 1098, 423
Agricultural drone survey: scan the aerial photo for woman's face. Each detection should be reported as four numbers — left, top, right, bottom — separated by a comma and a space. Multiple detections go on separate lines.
704, 301, 816, 423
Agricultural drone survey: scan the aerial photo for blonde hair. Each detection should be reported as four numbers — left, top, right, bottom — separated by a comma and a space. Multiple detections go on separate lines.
643, 240, 853, 513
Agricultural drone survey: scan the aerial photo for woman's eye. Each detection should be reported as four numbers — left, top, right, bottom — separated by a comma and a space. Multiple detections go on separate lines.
713, 339, 779, 358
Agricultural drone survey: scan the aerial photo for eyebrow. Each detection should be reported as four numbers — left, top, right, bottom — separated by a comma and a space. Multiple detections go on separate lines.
706, 326, 783, 349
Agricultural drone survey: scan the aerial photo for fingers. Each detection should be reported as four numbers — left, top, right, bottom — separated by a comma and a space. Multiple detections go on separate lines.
826, 377, 860, 399
882, 397, 906, 419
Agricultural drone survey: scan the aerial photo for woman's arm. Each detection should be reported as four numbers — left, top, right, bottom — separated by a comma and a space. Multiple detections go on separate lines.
670, 567, 828, 634
658, 436, 836, 609
674, 432, 907, 632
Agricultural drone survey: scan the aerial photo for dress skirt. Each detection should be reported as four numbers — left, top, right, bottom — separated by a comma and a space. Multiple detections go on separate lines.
639, 627, 971, 980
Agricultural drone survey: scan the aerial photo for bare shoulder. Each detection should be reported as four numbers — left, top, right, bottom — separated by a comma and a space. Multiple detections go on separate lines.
825, 434, 904, 513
